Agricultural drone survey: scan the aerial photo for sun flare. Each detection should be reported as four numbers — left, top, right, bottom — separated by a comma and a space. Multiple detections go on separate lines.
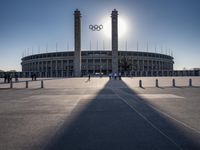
102, 17, 128, 39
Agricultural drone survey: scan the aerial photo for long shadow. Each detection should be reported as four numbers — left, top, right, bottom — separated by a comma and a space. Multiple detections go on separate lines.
45, 79, 200, 150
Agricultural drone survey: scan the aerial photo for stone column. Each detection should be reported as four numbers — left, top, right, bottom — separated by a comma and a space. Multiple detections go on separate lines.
37, 62, 39, 77
86, 59, 89, 75
93, 59, 95, 74
46, 61, 47, 77
74, 9, 81, 77
51, 61, 53, 77
42, 61, 44, 77
111, 9, 118, 74
61, 60, 64, 77
56, 60, 58, 77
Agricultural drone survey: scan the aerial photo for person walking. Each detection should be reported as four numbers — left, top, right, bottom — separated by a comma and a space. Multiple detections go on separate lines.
7, 74, 10, 83
15, 74, 18, 82
88, 74, 91, 81
9, 74, 12, 83
109, 73, 112, 80
34, 74, 37, 81
31, 74, 34, 81
114, 73, 117, 80
4, 73, 7, 83
118, 72, 121, 80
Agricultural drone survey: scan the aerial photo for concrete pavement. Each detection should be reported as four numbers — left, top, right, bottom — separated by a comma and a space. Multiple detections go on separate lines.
0, 77, 200, 150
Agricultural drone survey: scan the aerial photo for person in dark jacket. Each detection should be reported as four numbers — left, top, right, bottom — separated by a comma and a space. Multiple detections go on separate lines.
4, 73, 7, 83
88, 74, 91, 81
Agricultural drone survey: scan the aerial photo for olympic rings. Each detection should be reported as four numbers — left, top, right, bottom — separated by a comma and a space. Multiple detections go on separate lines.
89, 24, 103, 31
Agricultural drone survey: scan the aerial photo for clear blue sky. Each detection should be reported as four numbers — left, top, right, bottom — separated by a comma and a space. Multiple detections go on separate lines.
0, 0, 200, 71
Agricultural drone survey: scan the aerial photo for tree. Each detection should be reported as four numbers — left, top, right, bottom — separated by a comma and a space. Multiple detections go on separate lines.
119, 55, 132, 75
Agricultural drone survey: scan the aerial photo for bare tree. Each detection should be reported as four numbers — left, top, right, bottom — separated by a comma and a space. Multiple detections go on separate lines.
119, 55, 132, 76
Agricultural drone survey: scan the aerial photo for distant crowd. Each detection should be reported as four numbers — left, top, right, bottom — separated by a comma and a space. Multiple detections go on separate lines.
87, 72, 122, 80
2, 73, 37, 83
3, 73, 18, 83
109, 72, 122, 80
31, 74, 37, 81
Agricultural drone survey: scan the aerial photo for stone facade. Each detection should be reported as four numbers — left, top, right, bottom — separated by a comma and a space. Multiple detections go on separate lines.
21, 51, 174, 77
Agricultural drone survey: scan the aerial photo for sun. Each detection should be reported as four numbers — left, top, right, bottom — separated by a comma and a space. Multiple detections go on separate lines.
102, 17, 128, 39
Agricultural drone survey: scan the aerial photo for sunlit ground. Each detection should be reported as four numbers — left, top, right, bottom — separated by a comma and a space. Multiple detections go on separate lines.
0, 77, 200, 150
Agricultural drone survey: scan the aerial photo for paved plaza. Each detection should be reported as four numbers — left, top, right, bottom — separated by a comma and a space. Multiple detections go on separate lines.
0, 77, 200, 150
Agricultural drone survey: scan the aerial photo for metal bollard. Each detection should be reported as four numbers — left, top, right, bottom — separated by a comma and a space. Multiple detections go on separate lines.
155, 79, 159, 87
41, 80, 44, 88
189, 78, 192, 87
172, 79, 175, 87
10, 80, 13, 88
139, 80, 142, 88
26, 81, 28, 88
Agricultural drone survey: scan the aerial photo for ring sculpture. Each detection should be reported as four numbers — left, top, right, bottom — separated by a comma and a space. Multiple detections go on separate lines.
89, 24, 103, 31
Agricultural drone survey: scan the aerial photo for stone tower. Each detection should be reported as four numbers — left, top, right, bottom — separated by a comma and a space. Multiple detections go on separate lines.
74, 9, 81, 77
111, 9, 118, 74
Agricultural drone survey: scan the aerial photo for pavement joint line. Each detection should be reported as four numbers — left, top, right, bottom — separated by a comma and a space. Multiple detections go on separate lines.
145, 103, 200, 135
111, 88, 183, 150
118, 88, 200, 135
138, 94, 184, 99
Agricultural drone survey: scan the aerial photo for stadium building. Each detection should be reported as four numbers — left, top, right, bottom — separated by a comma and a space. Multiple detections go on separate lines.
21, 50, 174, 77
